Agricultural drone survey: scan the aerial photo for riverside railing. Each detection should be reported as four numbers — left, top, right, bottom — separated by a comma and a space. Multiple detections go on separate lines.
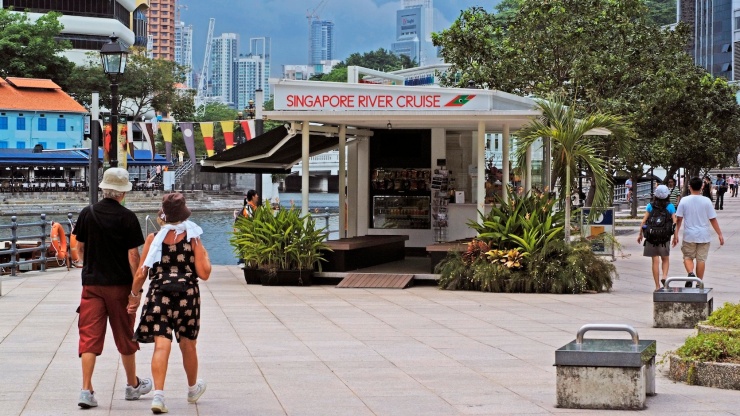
312, 208, 341, 239
0, 214, 49, 295
0, 213, 76, 296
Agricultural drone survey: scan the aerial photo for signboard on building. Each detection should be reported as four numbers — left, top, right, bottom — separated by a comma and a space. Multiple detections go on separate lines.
581, 208, 615, 257
273, 81, 489, 111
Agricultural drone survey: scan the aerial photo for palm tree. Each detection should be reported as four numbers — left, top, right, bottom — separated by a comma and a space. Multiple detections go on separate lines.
515, 98, 628, 241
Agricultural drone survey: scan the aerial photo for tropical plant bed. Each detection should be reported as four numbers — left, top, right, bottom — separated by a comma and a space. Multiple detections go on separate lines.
436, 192, 616, 294
231, 204, 329, 286
667, 302, 740, 391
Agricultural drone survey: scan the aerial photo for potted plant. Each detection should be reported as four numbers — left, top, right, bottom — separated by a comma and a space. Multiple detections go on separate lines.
230, 203, 330, 286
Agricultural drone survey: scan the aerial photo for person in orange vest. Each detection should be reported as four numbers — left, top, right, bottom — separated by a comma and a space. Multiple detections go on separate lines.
238, 189, 259, 219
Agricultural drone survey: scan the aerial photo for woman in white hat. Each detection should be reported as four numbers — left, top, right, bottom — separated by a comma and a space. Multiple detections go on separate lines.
637, 184, 677, 290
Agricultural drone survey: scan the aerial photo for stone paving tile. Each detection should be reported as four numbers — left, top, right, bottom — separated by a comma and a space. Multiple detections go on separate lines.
2, 202, 740, 415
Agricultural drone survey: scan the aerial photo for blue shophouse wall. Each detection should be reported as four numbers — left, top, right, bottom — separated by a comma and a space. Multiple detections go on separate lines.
0, 110, 85, 150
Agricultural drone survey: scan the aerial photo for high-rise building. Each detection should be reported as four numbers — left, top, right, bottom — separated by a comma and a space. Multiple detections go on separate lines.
148, 0, 176, 61
234, 37, 271, 110
309, 20, 334, 67
1, 1, 148, 65
678, 0, 735, 80
391, 0, 440, 66
175, 21, 194, 88
210, 33, 239, 105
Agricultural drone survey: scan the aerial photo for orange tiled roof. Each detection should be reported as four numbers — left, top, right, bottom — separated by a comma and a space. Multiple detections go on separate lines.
0, 77, 87, 114
6, 77, 60, 89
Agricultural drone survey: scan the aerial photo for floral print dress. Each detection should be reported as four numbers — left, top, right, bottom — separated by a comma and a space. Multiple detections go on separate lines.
134, 237, 201, 343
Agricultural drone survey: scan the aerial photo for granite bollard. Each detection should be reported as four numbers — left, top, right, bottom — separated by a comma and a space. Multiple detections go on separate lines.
653, 277, 713, 329
555, 324, 656, 410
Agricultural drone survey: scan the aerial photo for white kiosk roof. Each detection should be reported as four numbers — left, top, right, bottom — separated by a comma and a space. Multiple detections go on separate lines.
264, 79, 542, 131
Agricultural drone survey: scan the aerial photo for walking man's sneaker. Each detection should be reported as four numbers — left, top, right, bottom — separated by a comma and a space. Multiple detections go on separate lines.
187, 379, 207, 403
125, 377, 153, 400
151, 395, 168, 414
686, 272, 696, 288
78, 390, 98, 409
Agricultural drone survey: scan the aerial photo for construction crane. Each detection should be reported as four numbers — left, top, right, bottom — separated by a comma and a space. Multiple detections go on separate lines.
195, 17, 215, 115
306, 0, 329, 63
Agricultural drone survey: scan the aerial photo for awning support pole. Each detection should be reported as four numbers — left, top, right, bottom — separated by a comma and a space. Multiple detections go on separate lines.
338, 124, 346, 239
302, 120, 310, 216
502, 124, 510, 204
477, 121, 485, 223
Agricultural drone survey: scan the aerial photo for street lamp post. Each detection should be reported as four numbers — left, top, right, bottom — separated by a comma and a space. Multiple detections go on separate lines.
246, 99, 255, 120
100, 35, 129, 168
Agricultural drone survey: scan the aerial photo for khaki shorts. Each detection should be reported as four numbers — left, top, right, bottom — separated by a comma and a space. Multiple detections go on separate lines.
681, 242, 710, 262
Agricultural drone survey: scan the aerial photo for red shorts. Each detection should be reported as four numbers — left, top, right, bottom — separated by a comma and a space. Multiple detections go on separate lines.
78, 285, 139, 357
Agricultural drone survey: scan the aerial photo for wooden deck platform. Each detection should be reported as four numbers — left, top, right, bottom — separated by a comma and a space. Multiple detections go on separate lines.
336, 273, 414, 289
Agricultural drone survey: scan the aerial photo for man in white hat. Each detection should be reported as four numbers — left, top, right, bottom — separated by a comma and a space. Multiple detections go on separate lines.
72, 168, 152, 408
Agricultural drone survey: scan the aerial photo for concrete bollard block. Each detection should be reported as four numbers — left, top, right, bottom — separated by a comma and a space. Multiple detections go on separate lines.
653, 277, 713, 328
555, 324, 656, 410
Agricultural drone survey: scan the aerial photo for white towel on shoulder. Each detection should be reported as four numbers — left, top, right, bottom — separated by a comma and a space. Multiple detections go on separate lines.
143, 220, 204, 269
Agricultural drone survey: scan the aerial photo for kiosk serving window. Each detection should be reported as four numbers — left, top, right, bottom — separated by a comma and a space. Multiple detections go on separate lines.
369, 129, 432, 230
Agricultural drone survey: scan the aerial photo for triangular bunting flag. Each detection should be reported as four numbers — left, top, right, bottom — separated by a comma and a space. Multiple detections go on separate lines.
159, 122, 173, 162
200, 122, 215, 156
180, 122, 197, 167
221, 120, 235, 149
139, 122, 155, 160
240, 120, 256, 141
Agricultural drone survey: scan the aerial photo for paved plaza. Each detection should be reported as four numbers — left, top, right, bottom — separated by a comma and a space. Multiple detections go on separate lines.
1, 200, 739, 415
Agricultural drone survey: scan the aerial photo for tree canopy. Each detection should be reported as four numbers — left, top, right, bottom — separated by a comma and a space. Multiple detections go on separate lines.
433, 0, 740, 208
311, 48, 416, 82
65, 48, 190, 121
0, 8, 74, 87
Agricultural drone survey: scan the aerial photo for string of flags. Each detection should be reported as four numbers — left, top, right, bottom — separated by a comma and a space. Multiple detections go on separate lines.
98, 119, 258, 167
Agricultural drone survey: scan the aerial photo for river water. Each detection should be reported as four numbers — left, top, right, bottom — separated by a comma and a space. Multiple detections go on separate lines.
2, 193, 341, 265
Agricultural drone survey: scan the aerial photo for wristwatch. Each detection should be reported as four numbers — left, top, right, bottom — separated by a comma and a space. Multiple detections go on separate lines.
130, 288, 144, 297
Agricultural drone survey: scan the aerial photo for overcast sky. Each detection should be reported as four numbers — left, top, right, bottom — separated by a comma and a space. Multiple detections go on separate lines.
180, 0, 502, 76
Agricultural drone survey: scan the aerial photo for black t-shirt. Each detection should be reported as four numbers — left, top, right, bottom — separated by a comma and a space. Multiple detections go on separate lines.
73, 198, 145, 286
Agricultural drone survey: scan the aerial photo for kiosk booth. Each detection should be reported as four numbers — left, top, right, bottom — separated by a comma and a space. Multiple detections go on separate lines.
203, 79, 543, 250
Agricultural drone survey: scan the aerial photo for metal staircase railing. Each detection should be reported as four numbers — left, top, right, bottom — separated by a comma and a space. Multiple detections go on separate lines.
174, 159, 193, 184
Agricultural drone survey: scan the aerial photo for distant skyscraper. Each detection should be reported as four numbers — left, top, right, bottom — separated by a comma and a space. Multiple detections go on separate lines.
678, 0, 734, 80
391, 0, 440, 66
234, 37, 271, 110
175, 21, 194, 88
309, 20, 334, 67
148, 0, 176, 61
210, 33, 239, 105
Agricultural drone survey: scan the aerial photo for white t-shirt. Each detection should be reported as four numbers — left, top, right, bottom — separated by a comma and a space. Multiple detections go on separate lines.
675, 194, 717, 243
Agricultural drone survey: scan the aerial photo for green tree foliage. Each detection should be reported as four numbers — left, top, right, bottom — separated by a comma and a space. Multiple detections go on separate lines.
645, 0, 676, 26
0, 9, 74, 87
516, 98, 628, 240
311, 48, 416, 82
433, 0, 740, 212
66, 49, 190, 121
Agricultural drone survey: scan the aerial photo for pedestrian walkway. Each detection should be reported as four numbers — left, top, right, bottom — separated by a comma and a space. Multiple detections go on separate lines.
1, 199, 738, 415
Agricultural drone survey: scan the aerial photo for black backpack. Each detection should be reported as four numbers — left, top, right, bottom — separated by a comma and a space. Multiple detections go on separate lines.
645, 205, 673, 246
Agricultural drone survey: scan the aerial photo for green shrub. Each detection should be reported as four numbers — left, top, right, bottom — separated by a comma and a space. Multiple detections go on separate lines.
706, 302, 740, 329
436, 239, 615, 294
436, 251, 478, 290
230, 204, 330, 272
468, 190, 564, 255
675, 333, 740, 363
